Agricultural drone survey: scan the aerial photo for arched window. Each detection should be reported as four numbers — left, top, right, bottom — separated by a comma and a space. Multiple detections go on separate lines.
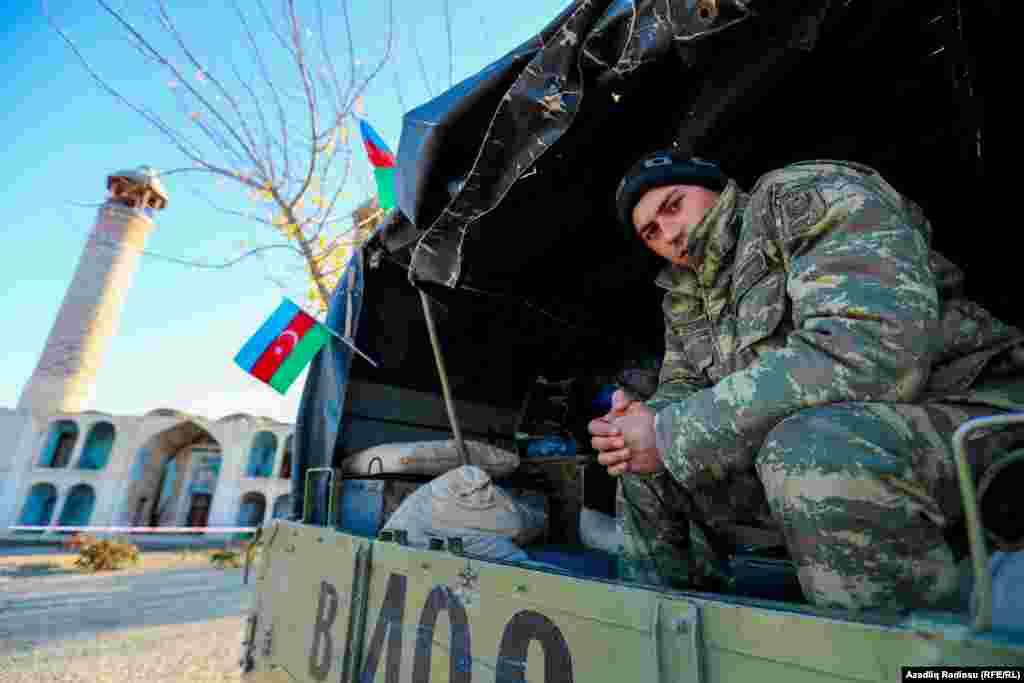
78, 422, 115, 470
246, 432, 277, 478
39, 420, 78, 468
279, 434, 293, 479
271, 494, 292, 519
237, 492, 267, 527
57, 484, 96, 528
17, 483, 58, 531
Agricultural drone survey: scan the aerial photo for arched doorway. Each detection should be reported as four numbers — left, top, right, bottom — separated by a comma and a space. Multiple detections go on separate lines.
237, 492, 267, 527
149, 455, 178, 527
126, 420, 221, 529
185, 447, 221, 528
58, 484, 96, 528
18, 483, 58, 532
187, 493, 212, 527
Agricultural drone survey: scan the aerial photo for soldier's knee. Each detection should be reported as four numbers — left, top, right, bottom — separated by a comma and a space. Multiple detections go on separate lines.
755, 404, 870, 502
757, 405, 843, 467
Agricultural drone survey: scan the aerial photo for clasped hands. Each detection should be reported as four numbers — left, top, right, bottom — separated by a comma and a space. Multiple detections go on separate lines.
588, 389, 665, 476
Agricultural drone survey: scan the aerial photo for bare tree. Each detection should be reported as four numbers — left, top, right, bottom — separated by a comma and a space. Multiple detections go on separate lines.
45, 0, 404, 313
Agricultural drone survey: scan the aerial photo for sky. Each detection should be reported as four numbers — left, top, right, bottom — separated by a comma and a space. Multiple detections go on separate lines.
0, 0, 568, 424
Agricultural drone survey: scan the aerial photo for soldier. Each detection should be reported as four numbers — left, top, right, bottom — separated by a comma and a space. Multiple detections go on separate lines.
588, 151, 1024, 610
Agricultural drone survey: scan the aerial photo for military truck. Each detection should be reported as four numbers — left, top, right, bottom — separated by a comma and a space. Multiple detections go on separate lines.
241, 1, 1021, 680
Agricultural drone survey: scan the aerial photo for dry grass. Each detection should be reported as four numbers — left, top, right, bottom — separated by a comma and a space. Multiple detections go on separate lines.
74, 538, 140, 572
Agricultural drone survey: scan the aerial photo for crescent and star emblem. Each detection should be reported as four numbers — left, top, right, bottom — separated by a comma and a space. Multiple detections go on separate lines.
274, 330, 300, 356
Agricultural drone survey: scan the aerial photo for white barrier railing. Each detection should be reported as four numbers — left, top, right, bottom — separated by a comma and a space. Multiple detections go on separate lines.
6, 526, 258, 534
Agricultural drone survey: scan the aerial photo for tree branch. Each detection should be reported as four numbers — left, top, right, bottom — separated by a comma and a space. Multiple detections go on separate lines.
89, 230, 303, 269
48, 0, 412, 315
410, 27, 435, 97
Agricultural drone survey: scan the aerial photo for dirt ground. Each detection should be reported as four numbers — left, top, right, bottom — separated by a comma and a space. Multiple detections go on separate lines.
0, 616, 247, 683
0, 561, 252, 682
0, 547, 246, 580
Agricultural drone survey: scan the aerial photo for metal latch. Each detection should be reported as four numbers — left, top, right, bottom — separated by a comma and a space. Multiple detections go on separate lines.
261, 622, 274, 658
244, 525, 264, 585
239, 613, 258, 673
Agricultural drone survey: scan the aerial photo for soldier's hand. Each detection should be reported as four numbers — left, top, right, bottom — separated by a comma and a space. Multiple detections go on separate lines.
609, 388, 632, 416
588, 389, 635, 455
599, 405, 664, 476
589, 415, 626, 459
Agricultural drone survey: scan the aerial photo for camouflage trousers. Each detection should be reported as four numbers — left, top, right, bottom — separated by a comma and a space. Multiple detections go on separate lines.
616, 401, 1021, 610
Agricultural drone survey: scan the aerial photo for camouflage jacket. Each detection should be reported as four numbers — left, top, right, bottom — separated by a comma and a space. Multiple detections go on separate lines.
648, 160, 1024, 500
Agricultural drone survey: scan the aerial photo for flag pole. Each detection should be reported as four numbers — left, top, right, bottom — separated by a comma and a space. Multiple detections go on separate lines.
288, 297, 379, 368
321, 324, 379, 368
418, 289, 469, 466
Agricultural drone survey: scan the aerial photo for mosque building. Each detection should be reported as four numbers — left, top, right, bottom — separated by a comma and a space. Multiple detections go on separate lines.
0, 167, 295, 536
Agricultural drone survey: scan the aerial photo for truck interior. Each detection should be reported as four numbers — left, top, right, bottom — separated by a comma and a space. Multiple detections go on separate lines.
296, 0, 1003, 612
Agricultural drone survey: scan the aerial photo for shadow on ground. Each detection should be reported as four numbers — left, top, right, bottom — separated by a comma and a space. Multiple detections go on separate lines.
0, 562, 77, 579
0, 565, 252, 655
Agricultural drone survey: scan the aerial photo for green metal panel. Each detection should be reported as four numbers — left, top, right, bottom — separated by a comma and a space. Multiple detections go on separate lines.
700, 600, 1024, 680
249, 521, 369, 682
361, 540, 663, 683
246, 525, 1024, 683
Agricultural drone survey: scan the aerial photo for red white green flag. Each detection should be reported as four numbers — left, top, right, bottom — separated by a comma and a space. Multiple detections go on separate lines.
234, 298, 330, 394
359, 118, 397, 210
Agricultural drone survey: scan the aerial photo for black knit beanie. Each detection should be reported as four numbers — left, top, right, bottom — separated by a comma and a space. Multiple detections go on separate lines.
615, 150, 729, 229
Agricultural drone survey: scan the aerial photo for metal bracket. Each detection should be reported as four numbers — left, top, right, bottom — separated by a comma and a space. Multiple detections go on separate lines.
255, 524, 281, 582
261, 622, 274, 658
239, 613, 258, 673
340, 543, 372, 683
244, 525, 264, 585
303, 467, 339, 527
951, 412, 1024, 632
654, 600, 704, 683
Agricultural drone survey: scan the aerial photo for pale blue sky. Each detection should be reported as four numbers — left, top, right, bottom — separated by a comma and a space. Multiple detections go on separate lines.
1, 0, 567, 423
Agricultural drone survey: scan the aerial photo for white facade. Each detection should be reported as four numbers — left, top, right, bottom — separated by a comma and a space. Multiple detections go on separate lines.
1, 167, 298, 537
0, 406, 295, 535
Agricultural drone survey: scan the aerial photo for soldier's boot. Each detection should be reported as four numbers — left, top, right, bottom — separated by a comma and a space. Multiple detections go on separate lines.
753, 401, 1007, 611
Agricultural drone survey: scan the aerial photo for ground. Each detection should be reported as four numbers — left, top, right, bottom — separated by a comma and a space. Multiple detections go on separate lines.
0, 547, 219, 578
0, 548, 253, 682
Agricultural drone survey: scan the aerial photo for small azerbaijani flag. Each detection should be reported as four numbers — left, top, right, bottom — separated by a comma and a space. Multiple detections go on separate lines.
234, 298, 331, 394
359, 118, 397, 210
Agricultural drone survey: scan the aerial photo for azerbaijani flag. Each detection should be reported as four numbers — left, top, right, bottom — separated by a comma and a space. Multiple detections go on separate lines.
359, 119, 397, 210
234, 299, 331, 394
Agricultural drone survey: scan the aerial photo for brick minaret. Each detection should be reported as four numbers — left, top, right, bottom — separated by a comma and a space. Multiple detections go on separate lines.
18, 167, 169, 417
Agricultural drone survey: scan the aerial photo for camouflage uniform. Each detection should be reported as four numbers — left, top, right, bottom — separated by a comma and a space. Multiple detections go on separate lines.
617, 160, 1024, 610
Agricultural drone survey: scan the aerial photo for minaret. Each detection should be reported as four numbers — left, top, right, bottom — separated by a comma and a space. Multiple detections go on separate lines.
18, 167, 169, 417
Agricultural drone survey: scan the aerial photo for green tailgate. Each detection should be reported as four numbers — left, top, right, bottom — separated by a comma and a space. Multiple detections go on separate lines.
244, 522, 1024, 682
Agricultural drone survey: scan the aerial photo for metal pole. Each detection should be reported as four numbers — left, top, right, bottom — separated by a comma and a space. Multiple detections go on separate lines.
419, 290, 469, 466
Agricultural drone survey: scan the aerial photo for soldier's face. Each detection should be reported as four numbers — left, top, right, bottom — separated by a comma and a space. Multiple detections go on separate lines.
632, 184, 720, 268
